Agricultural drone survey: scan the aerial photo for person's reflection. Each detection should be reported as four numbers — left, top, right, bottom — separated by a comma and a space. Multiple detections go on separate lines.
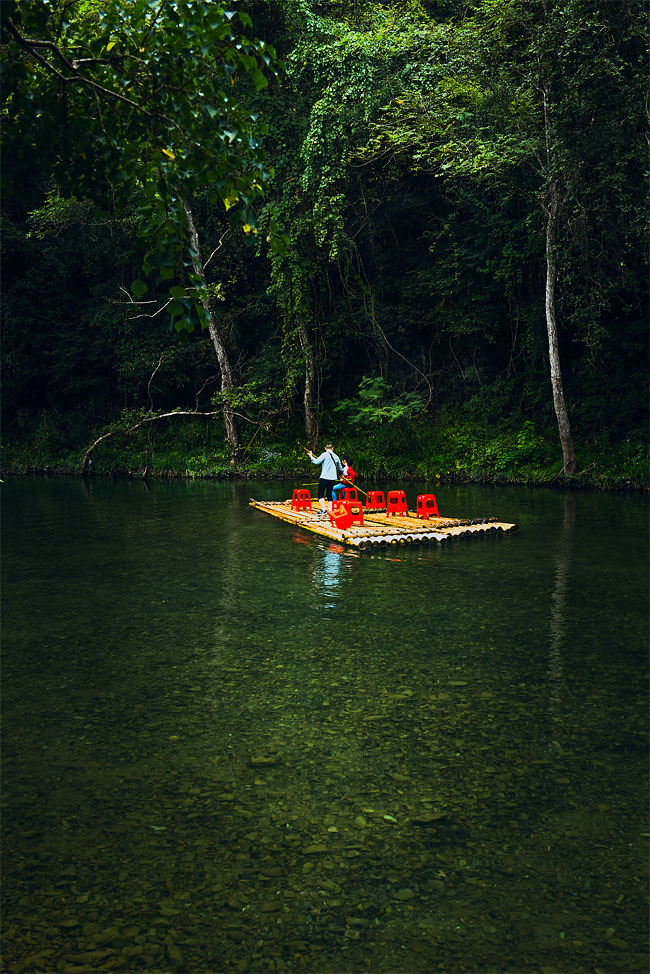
314, 543, 345, 608
548, 493, 575, 738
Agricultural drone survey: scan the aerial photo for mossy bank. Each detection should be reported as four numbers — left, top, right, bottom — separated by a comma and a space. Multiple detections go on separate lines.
2, 411, 646, 491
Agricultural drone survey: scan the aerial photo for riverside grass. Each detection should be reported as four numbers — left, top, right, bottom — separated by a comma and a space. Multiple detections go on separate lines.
1, 411, 647, 490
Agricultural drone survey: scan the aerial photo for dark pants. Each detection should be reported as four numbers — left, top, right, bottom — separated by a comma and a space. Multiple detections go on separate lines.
318, 478, 336, 501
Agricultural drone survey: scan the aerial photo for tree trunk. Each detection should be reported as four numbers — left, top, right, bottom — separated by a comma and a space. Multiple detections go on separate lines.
542, 88, 576, 474
298, 320, 319, 449
544, 182, 576, 475
181, 198, 239, 461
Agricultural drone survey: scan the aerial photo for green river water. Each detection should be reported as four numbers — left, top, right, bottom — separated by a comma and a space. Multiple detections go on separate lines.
1, 477, 648, 974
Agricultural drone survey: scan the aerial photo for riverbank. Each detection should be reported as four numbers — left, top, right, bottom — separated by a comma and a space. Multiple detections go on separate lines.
2, 411, 646, 490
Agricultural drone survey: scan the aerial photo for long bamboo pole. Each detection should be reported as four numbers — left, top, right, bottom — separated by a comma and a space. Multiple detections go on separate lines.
301, 479, 368, 497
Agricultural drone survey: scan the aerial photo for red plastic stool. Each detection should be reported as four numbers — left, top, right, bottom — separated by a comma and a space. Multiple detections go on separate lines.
329, 502, 364, 530
291, 488, 312, 512
386, 490, 408, 516
345, 501, 364, 526
333, 487, 359, 512
330, 510, 353, 529
339, 487, 359, 503
416, 493, 439, 519
365, 490, 385, 509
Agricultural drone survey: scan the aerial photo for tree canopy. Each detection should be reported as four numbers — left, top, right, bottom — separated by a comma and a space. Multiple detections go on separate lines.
1, 0, 647, 484
2, 0, 280, 329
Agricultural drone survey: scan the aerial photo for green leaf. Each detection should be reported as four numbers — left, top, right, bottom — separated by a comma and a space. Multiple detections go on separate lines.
174, 316, 195, 333
251, 68, 268, 91
131, 279, 147, 298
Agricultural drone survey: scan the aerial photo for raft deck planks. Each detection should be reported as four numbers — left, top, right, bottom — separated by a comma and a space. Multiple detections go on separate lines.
249, 498, 518, 548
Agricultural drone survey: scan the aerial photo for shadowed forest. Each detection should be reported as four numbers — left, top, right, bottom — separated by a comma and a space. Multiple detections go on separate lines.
2, 0, 647, 487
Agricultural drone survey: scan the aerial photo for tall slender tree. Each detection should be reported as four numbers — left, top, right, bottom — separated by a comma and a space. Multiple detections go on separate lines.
349, 0, 647, 471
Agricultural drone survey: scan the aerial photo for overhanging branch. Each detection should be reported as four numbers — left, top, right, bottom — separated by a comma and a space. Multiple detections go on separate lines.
80, 410, 220, 475
6, 19, 185, 135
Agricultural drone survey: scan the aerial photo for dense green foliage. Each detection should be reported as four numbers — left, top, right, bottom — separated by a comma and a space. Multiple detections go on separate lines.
2, 0, 647, 487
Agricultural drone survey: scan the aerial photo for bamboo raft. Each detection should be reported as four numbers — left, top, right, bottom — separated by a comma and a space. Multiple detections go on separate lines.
249, 497, 518, 549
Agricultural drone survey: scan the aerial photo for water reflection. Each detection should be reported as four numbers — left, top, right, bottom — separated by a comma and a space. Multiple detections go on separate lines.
313, 543, 346, 609
547, 494, 575, 736
2, 479, 647, 974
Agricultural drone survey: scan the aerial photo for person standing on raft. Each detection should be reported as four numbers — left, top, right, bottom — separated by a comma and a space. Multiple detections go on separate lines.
308, 443, 343, 517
